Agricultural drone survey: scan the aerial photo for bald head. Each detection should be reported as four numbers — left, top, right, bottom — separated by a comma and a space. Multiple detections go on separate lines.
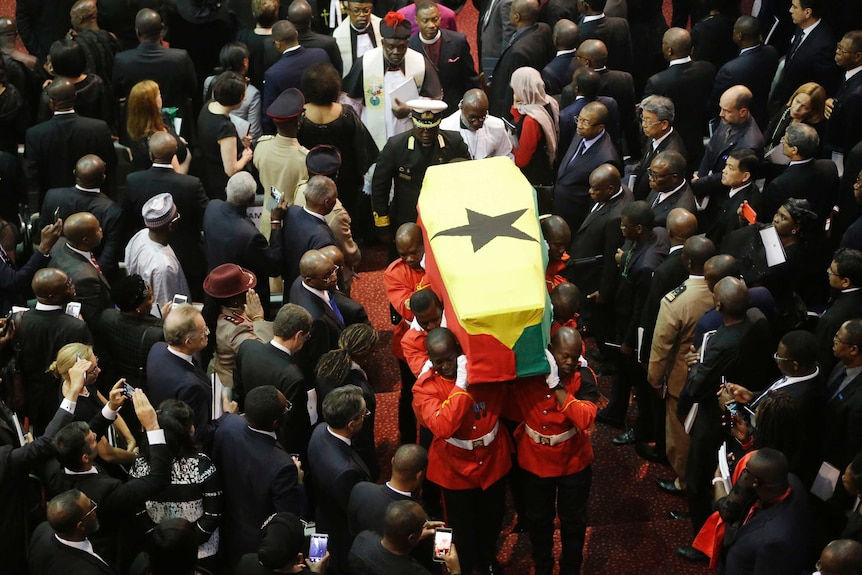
135, 8, 163, 40
319, 244, 344, 267
663, 27, 692, 59
70, 0, 98, 29
666, 208, 698, 245
64, 212, 102, 251
462, 88, 488, 109
47, 78, 77, 111
511, 0, 539, 25
32, 268, 73, 303
73, 154, 106, 189
551, 282, 580, 323
553, 19, 579, 50
550, 325, 584, 377
425, 326, 458, 354
577, 39, 607, 68
734, 15, 761, 46
299, 249, 333, 279
287, 0, 313, 30
273, 20, 299, 46
589, 163, 621, 193
681, 236, 716, 275
395, 222, 422, 251
391, 443, 428, 483
715, 277, 749, 318
704, 254, 739, 292
818, 540, 862, 575
541, 215, 571, 246
47, 489, 87, 536
148, 131, 179, 163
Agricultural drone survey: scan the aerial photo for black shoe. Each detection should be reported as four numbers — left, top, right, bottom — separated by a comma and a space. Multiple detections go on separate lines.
675, 545, 708, 563
487, 559, 505, 575
668, 510, 691, 520
611, 428, 636, 446
656, 477, 686, 496
634, 442, 670, 464
596, 410, 625, 429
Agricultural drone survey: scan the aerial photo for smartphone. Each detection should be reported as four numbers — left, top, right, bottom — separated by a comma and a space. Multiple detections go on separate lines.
433, 527, 453, 562
65, 302, 81, 318
121, 381, 135, 399
172, 294, 188, 305
308, 533, 328, 563
53, 206, 60, 223
741, 202, 757, 225
270, 186, 283, 204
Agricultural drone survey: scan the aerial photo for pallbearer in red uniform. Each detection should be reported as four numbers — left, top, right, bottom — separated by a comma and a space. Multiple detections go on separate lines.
400, 288, 444, 376
412, 327, 512, 575
383, 222, 428, 442
507, 326, 599, 575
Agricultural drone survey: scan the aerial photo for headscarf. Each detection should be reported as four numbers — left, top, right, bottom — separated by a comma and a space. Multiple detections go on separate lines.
510, 67, 559, 165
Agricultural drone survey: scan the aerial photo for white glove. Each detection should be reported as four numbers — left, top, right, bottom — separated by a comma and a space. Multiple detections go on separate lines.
544, 349, 560, 390
455, 355, 468, 390
419, 359, 433, 376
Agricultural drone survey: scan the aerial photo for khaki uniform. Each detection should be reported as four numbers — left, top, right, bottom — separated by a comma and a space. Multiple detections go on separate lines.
211, 306, 274, 388
647, 276, 714, 485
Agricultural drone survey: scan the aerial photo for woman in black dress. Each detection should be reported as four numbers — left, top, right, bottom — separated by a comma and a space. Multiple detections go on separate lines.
235, 0, 281, 90
125, 79, 190, 173
195, 71, 253, 200
38, 38, 113, 127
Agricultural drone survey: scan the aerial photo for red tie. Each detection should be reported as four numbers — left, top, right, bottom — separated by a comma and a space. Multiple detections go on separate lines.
89, 253, 102, 273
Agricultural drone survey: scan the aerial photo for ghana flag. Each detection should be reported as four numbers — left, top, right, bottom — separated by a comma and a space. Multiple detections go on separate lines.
417, 157, 552, 383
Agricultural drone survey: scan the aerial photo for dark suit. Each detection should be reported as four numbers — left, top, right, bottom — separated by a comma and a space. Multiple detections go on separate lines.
113, 42, 198, 109
0, 404, 75, 575
701, 182, 761, 247
542, 52, 580, 96
815, 290, 862, 372
558, 95, 621, 158
824, 71, 862, 154
0, 250, 50, 316
488, 23, 554, 119
639, 247, 688, 361
14, 0, 76, 60
48, 240, 112, 325
280, 206, 337, 294
630, 129, 687, 200
708, 44, 780, 130
41, 187, 124, 279
212, 413, 301, 568
596, 68, 640, 160
298, 29, 344, 75
288, 277, 369, 381
690, 13, 738, 71
203, 199, 283, 313
691, 117, 764, 198
28, 522, 116, 575
579, 15, 633, 73
409, 30, 480, 112
24, 113, 116, 201
771, 22, 841, 110
233, 339, 311, 459
124, 165, 209, 298
644, 59, 716, 170
645, 182, 697, 227
348, 481, 414, 537
758, 158, 839, 224
145, 342, 212, 444
262, 46, 332, 134
723, 475, 813, 575
554, 130, 621, 234
307, 423, 372, 574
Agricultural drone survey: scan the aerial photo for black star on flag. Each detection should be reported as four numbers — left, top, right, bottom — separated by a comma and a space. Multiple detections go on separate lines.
431, 208, 538, 252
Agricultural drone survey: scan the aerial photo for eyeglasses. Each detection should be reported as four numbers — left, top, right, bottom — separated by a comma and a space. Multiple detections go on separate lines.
348, 6, 372, 15
356, 408, 371, 420
827, 268, 841, 277
466, 113, 488, 123
170, 212, 181, 225
81, 498, 98, 521
641, 118, 663, 127
834, 335, 855, 346
282, 400, 293, 415
311, 265, 340, 281
836, 43, 859, 55
647, 170, 677, 180
773, 352, 791, 362
574, 116, 597, 127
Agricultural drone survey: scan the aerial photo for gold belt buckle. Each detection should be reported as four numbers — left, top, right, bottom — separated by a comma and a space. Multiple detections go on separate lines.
539, 435, 551, 445
472, 438, 485, 449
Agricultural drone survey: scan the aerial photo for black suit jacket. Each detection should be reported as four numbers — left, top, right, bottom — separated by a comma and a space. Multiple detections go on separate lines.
113, 42, 198, 108
644, 60, 716, 170
690, 12, 737, 70
41, 187, 124, 278
212, 413, 301, 567
262, 46, 332, 134
822, 363, 862, 475
48, 240, 112, 325
348, 482, 414, 537
596, 68, 640, 159
298, 29, 344, 75
771, 22, 841, 107
488, 23, 554, 119
233, 339, 311, 458
307, 423, 372, 572
124, 166, 209, 295
29, 522, 116, 575
14, 0, 77, 60
692, 117, 764, 198
701, 181, 761, 247
409, 29, 481, 112
815, 290, 862, 372
203, 199, 283, 310
825, 71, 862, 154
145, 342, 213, 444
708, 44, 780, 130
542, 52, 580, 96
638, 247, 688, 360
758, 158, 839, 224
0, 250, 50, 316
631, 130, 687, 200
24, 113, 116, 200
288, 277, 369, 380
579, 15, 633, 72
280, 206, 337, 294
615, 228, 670, 347
645, 182, 697, 227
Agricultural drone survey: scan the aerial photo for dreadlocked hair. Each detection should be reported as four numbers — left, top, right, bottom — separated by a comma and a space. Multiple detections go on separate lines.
315, 349, 352, 389
753, 391, 804, 470
316, 324, 378, 389
338, 323, 379, 360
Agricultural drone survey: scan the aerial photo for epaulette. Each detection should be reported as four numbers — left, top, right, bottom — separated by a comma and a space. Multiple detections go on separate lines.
223, 313, 245, 325
664, 284, 686, 302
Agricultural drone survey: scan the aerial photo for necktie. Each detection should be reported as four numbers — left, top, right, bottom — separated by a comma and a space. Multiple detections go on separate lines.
651, 193, 661, 208
788, 30, 803, 61
826, 367, 848, 400
329, 296, 345, 324
0, 244, 11, 266
89, 253, 102, 273
566, 139, 586, 169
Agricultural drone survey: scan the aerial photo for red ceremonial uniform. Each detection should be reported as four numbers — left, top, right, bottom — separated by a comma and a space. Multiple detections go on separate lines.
550, 317, 579, 337
508, 369, 598, 478
401, 327, 428, 376
545, 253, 570, 293
412, 373, 512, 490
383, 260, 427, 359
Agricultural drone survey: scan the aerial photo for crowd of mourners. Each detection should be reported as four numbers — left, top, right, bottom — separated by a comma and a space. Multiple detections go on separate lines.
4, 0, 862, 573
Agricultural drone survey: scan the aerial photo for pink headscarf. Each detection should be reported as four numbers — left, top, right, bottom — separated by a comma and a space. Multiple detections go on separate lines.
510, 67, 559, 164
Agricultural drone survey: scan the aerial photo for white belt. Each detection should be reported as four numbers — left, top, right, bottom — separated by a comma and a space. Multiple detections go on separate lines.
524, 423, 578, 446
444, 421, 499, 451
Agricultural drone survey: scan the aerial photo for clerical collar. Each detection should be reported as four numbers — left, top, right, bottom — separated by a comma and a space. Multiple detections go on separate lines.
351, 22, 370, 33
420, 30, 441, 44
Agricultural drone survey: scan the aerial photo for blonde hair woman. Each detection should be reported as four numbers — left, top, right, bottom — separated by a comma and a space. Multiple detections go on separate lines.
125, 80, 191, 173
50, 343, 139, 466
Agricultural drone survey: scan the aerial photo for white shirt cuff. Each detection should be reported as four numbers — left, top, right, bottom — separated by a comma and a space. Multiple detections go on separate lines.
146, 429, 166, 445
60, 398, 77, 414
101, 404, 119, 421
